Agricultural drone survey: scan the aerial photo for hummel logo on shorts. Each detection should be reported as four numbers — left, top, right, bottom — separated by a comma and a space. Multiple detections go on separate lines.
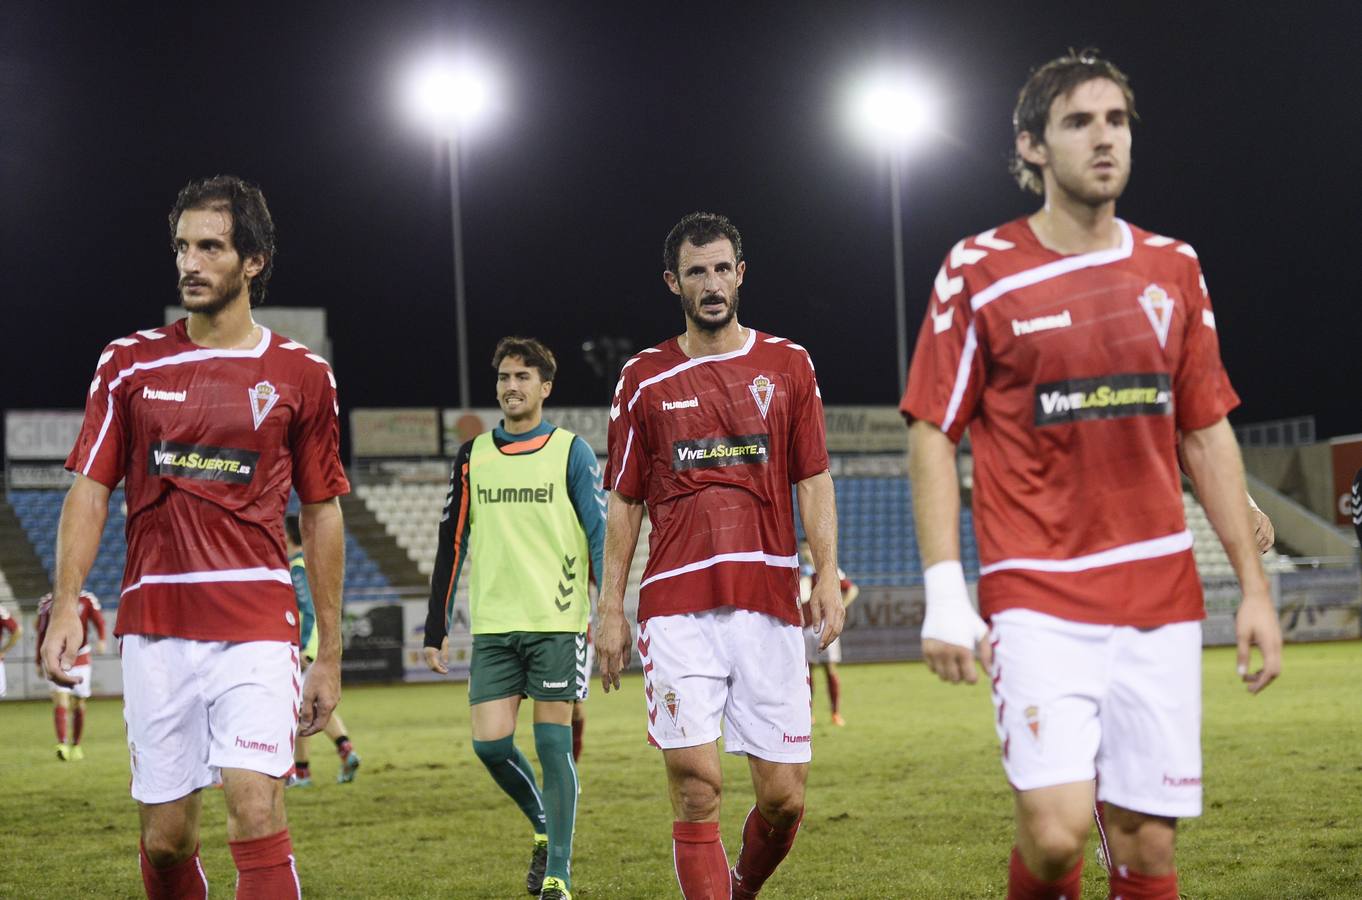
543, 680, 569, 688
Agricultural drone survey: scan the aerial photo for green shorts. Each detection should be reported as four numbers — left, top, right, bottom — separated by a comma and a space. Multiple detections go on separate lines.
468, 632, 588, 705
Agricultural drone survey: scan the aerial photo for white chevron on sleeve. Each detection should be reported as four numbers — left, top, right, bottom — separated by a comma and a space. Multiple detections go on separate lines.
111, 337, 139, 347
1144, 235, 1176, 247
974, 229, 1015, 251
934, 264, 963, 302
932, 306, 955, 334
1176, 244, 1198, 258
949, 239, 988, 269
136, 329, 166, 340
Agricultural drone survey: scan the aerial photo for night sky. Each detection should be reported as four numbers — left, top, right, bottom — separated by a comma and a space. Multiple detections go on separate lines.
4, 1, 1359, 450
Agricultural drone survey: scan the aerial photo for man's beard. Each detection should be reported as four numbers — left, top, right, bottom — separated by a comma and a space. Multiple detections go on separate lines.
682, 287, 740, 333
1054, 157, 1130, 208
179, 267, 246, 316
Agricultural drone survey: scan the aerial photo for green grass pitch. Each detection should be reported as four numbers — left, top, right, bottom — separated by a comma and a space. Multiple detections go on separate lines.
3, 643, 1359, 898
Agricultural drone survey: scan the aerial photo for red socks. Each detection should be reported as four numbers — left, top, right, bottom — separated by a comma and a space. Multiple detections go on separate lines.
672, 820, 731, 900
732, 806, 802, 898
1109, 865, 1178, 899
229, 829, 300, 899
572, 717, 584, 762
73, 706, 86, 745
54, 706, 67, 743
139, 842, 208, 899
1009, 846, 1082, 900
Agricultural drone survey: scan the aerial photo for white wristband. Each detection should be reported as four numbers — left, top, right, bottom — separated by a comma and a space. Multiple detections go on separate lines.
922, 560, 988, 650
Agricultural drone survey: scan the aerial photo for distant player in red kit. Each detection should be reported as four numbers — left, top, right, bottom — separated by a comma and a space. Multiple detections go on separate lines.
0, 604, 20, 699
42, 175, 349, 900
36, 590, 106, 759
597, 212, 845, 899
901, 52, 1281, 899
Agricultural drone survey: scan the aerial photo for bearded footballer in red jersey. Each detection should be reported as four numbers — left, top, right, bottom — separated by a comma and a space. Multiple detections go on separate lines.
597, 212, 845, 899
36, 590, 106, 759
42, 176, 349, 900
901, 53, 1282, 900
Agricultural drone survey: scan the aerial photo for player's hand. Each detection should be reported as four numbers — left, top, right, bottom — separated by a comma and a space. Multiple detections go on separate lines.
423, 636, 450, 675
922, 635, 992, 685
299, 656, 340, 736
1235, 591, 1282, 694
1251, 506, 1275, 554
807, 575, 846, 651
39, 605, 85, 687
921, 561, 990, 685
597, 606, 631, 693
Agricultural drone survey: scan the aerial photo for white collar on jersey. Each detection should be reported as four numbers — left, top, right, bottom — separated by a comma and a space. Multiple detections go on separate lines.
626, 327, 757, 413
971, 219, 1134, 313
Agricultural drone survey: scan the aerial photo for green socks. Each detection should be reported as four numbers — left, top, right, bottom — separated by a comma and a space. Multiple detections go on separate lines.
472, 735, 547, 834
534, 722, 578, 888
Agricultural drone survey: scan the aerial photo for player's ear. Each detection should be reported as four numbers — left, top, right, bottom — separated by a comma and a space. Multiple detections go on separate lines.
1017, 131, 1047, 168
663, 269, 681, 296
243, 252, 267, 279
735, 259, 745, 288
541, 379, 553, 400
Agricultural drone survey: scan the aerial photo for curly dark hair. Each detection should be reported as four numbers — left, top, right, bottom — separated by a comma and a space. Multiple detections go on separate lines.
169, 175, 277, 306
1010, 50, 1137, 195
492, 336, 557, 383
663, 212, 743, 275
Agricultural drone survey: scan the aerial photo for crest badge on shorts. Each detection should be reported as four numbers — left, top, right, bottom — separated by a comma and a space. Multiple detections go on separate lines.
1023, 704, 1042, 744
749, 375, 774, 419
1137, 284, 1175, 349
664, 689, 681, 725
249, 381, 280, 430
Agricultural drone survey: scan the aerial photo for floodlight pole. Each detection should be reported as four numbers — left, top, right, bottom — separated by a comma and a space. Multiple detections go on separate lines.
889, 149, 908, 393
448, 134, 471, 411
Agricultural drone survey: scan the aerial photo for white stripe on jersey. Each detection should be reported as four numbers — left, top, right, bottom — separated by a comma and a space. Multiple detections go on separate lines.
120, 566, 291, 597
640, 549, 799, 589
938, 221, 1134, 435
626, 328, 757, 412
613, 427, 636, 492
978, 529, 1192, 577
83, 328, 274, 478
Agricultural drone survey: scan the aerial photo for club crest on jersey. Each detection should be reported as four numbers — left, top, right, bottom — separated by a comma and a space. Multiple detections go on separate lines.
249, 381, 280, 430
749, 374, 775, 418
1137, 284, 1175, 348
664, 689, 681, 725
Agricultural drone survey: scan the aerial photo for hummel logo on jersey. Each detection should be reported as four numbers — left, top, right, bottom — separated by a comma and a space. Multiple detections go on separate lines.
673, 434, 770, 470
1034, 373, 1172, 426
1012, 310, 1072, 337
249, 381, 280, 430
477, 483, 556, 504
148, 441, 260, 484
141, 386, 187, 402
662, 396, 699, 411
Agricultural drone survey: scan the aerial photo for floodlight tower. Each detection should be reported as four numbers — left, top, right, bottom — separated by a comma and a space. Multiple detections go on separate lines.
848, 72, 937, 393
404, 55, 498, 411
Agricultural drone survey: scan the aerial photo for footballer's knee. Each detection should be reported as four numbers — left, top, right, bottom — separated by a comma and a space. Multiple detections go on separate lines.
673, 774, 722, 821
1104, 805, 1177, 875
756, 798, 804, 830
140, 824, 198, 867
222, 772, 287, 840
472, 735, 514, 766
1018, 818, 1087, 877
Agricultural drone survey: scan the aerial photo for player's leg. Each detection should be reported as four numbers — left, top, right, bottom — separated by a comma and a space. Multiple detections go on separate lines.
824, 641, 844, 725
1094, 620, 1201, 899
207, 641, 304, 899
70, 697, 88, 758
722, 611, 812, 898
572, 638, 593, 762
50, 688, 71, 758
139, 793, 209, 899
525, 632, 586, 898
323, 708, 360, 782
992, 611, 1110, 898
289, 658, 312, 786
665, 743, 732, 898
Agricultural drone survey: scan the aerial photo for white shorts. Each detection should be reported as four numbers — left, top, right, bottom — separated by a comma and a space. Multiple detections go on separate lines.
121, 636, 301, 804
0, 663, 6, 698
803, 629, 842, 664
990, 609, 1203, 818
49, 664, 93, 699
638, 608, 811, 763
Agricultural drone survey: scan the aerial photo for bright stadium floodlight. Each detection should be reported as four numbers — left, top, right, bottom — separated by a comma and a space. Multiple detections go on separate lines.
845, 69, 939, 392
400, 52, 502, 410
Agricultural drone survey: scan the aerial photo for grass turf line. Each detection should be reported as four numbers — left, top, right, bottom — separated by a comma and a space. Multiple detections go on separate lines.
1, 643, 1359, 897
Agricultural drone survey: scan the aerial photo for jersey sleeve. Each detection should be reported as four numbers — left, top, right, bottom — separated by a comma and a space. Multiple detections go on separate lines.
425, 440, 473, 648
65, 345, 128, 488
566, 436, 607, 585
900, 252, 986, 442
290, 358, 351, 503
1172, 259, 1240, 432
604, 368, 649, 500
787, 347, 830, 483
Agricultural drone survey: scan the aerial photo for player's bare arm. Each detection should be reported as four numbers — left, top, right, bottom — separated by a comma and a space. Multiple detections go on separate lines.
598, 490, 643, 692
42, 474, 111, 686
298, 498, 345, 735
908, 420, 990, 684
1181, 418, 1282, 693
795, 470, 846, 649
1247, 493, 1274, 553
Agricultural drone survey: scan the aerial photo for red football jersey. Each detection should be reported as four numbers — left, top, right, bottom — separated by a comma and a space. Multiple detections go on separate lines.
0, 607, 16, 639
65, 319, 349, 643
36, 591, 106, 666
901, 218, 1238, 627
604, 328, 830, 626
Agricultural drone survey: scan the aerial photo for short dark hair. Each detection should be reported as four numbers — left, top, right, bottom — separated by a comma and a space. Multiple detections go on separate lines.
284, 513, 302, 546
169, 175, 277, 306
1010, 50, 1137, 195
663, 212, 743, 275
492, 336, 557, 383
